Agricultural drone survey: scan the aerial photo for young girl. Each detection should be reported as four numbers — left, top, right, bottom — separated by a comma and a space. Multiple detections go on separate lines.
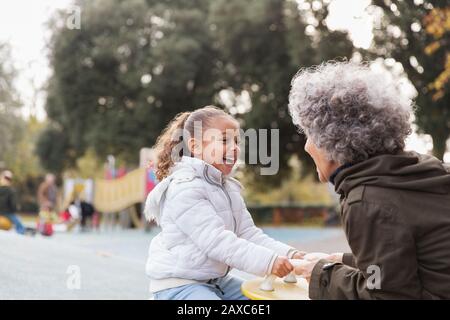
144, 106, 303, 300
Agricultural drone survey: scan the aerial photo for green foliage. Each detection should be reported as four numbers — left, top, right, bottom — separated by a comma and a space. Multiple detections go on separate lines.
243, 172, 334, 206
5, 118, 44, 181
368, 0, 450, 159
0, 113, 24, 168
65, 148, 105, 179
0, 43, 21, 110
240, 156, 334, 205
0, 42, 24, 171
41, 0, 219, 172
0, 43, 45, 211
8, 118, 47, 213
36, 126, 71, 173
40, 0, 354, 183
3, 118, 46, 213
209, 0, 353, 183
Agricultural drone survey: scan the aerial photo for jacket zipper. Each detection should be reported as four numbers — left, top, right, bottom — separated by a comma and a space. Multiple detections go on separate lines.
203, 166, 236, 230
203, 166, 236, 277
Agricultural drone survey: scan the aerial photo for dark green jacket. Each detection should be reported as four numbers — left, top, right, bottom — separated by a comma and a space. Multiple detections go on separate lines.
310, 151, 450, 299
0, 185, 17, 215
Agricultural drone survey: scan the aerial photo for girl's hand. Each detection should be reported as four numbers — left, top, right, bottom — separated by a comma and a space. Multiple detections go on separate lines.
271, 257, 294, 277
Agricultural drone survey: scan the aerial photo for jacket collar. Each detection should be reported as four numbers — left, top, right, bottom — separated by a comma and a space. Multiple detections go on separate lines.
178, 156, 224, 185
329, 163, 353, 185
334, 151, 450, 197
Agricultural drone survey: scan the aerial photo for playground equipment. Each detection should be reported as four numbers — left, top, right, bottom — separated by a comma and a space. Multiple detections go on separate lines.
94, 167, 157, 228
0, 216, 12, 231
241, 259, 310, 300
61, 165, 157, 230
241, 253, 330, 300
94, 168, 146, 212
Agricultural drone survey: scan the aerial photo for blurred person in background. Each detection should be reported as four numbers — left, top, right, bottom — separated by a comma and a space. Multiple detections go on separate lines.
0, 170, 26, 235
37, 173, 58, 213
36, 173, 59, 236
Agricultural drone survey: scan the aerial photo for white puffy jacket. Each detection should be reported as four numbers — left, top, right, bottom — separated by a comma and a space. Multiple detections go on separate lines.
144, 156, 297, 292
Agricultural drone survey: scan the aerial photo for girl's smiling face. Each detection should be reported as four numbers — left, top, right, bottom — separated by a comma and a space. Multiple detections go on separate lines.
188, 116, 240, 176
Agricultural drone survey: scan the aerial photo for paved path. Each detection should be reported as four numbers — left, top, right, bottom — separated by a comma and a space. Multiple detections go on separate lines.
0, 227, 350, 299
0, 231, 149, 299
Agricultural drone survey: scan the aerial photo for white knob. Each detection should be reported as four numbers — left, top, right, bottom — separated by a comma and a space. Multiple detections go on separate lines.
283, 272, 297, 283
260, 275, 276, 291
260, 259, 311, 291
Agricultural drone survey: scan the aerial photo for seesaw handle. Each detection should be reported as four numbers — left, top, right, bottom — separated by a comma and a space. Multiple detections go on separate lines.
259, 259, 307, 291
260, 275, 277, 291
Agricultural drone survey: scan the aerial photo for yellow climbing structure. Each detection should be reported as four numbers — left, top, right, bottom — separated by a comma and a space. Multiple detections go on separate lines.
94, 167, 146, 214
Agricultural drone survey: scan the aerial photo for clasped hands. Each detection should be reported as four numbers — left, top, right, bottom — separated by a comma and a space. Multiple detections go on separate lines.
271, 252, 344, 282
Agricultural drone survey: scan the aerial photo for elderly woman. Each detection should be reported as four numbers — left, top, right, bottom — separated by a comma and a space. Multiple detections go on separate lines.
288, 61, 450, 299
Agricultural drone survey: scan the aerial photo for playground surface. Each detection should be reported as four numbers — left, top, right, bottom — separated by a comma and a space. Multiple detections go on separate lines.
0, 226, 350, 300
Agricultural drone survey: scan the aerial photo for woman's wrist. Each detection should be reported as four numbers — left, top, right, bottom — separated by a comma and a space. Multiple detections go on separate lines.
327, 252, 344, 263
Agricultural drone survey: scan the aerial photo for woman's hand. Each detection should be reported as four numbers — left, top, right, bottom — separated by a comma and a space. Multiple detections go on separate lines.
294, 252, 328, 282
303, 252, 329, 261
271, 257, 294, 277
291, 251, 307, 259
295, 252, 344, 282
326, 252, 344, 263
294, 260, 317, 282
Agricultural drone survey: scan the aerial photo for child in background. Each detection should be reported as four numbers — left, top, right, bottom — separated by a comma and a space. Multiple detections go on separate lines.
37, 209, 58, 236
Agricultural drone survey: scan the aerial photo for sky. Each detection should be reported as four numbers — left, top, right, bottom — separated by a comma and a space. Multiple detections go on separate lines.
0, 0, 447, 161
0, 0, 72, 119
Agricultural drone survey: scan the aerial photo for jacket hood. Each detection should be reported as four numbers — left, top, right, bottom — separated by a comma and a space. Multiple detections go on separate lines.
143, 156, 225, 224
143, 173, 174, 224
334, 151, 450, 197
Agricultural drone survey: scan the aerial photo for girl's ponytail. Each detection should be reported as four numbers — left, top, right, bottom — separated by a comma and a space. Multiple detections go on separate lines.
154, 112, 191, 181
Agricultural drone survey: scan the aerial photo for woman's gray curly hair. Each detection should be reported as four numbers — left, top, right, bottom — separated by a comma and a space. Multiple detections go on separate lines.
288, 61, 413, 165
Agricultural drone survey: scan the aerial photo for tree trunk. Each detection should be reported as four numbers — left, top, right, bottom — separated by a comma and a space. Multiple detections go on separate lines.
431, 132, 448, 161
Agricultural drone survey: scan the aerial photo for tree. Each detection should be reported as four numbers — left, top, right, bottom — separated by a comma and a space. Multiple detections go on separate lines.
423, 6, 450, 102
0, 42, 44, 212
36, 126, 71, 173
8, 118, 46, 213
41, 0, 354, 184
369, 0, 450, 159
0, 42, 24, 169
209, 0, 353, 185
40, 0, 219, 173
